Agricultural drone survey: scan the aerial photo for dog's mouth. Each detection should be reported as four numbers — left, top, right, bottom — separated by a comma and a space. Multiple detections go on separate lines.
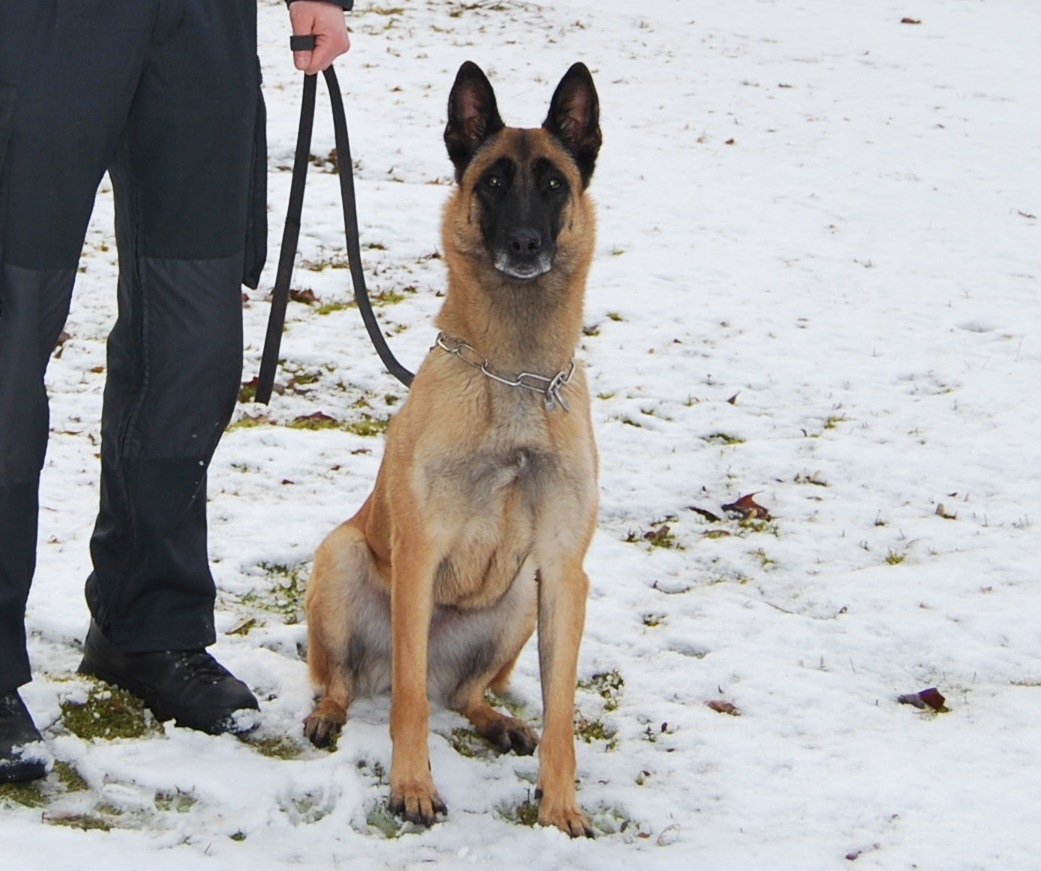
493, 252, 553, 281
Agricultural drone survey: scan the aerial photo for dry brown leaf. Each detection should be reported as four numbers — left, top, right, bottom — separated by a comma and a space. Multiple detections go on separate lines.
897, 687, 948, 712
722, 493, 772, 521
706, 699, 741, 716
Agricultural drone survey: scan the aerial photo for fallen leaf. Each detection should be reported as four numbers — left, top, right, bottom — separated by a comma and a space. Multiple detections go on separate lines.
918, 687, 947, 711
706, 699, 740, 716
225, 617, 257, 636
898, 687, 948, 712
727, 392, 740, 405
901, 17, 922, 25
722, 493, 772, 520
688, 506, 722, 523
290, 288, 319, 305
293, 411, 339, 425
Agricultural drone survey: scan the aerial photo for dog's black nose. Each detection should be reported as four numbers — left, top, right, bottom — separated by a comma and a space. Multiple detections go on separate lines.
508, 228, 542, 254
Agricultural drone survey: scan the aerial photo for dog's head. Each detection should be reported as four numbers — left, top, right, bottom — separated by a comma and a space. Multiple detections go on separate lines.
443, 62, 601, 283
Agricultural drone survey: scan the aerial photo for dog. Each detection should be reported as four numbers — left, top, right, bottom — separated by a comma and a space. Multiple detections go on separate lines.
302, 60, 602, 838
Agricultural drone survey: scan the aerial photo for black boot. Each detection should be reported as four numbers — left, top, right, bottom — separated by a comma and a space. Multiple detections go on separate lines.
78, 622, 259, 735
0, 690, 49, 784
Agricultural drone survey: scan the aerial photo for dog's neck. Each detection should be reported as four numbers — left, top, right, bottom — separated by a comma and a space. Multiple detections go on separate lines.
436, 264, 587, 375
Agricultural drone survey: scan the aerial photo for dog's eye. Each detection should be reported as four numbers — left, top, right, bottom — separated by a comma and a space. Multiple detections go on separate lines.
484, 174, 502, 189
546, 177, 563, 192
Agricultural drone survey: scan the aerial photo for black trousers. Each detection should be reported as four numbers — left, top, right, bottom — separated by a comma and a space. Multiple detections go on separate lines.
0, 0, 266, 691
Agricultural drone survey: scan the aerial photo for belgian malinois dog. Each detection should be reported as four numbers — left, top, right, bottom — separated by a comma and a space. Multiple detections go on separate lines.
302, 60, 601, 838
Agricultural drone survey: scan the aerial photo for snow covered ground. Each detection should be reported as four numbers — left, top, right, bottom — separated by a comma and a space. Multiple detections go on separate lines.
4, 0, 1040, 868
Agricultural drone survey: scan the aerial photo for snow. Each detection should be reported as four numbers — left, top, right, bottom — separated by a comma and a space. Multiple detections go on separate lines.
4, 0, 1040, 868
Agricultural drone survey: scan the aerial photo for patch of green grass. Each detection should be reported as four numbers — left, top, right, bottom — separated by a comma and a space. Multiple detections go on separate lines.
497, 798, 540, 827
447, 727, 490, 760
578, 669, 624, 712
227, 415, 266, 432
740, 518, 779, 536
625, 516, 681, 550
886, 549, 907, 565
286, 413, 388, 437
316, 301, 354, 316
239, 561, 307, 624
54, 761, 89, 793
704, 432, 745, 446
287, 415, 339, 431
246, 735, 306, 761
448, 3, 512, 19
61, 682, 160, 741
345, 414, 389, 437
46, 812, 115, 832
0, 779, 48, 809
288, 369, 323, 387
372, 288, 409, 306
702, 529, 732, 540
574, 715, 618, 750
1, 759, 96, 811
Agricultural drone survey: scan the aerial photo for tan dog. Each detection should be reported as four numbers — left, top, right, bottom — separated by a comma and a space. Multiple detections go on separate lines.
303, 61, 602, 838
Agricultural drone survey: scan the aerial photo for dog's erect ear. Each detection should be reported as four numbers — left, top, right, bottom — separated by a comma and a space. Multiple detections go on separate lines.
543, 63, 601, 188
444, 61, 505, 181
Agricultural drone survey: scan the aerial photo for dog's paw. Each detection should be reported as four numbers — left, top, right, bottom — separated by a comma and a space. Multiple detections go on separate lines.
483, 714, 539, 756
389, 779, 448, 827
302, 706, 345, 749
535, 790, 594, 838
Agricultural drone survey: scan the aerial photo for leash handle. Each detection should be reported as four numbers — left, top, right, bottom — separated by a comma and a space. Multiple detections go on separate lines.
255, 62, 414, 405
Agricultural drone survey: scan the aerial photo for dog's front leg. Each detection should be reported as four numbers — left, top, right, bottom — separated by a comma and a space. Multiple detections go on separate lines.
536, 558, 593, 838
388, 544, 446, 825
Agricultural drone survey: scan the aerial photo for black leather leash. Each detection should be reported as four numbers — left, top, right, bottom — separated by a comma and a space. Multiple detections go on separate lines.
255, 36, 414, 404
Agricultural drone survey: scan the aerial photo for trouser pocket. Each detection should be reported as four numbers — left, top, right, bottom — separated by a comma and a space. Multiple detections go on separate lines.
241, 61, 267, 290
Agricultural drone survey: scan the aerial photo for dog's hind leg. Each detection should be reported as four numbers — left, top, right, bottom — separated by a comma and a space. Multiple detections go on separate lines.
303, 659, 351, 748
441, 572, 540, 755
303, 521, 390, 747
451, 655, 539, 756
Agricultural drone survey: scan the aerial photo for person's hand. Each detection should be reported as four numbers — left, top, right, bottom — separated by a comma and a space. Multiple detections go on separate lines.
288, 1, 351, 74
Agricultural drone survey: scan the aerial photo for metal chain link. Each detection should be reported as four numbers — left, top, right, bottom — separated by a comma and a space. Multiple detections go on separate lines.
434, 332, 575, 412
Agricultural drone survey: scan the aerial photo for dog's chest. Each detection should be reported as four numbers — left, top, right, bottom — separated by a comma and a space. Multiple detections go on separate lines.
427, 446, 554, 608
